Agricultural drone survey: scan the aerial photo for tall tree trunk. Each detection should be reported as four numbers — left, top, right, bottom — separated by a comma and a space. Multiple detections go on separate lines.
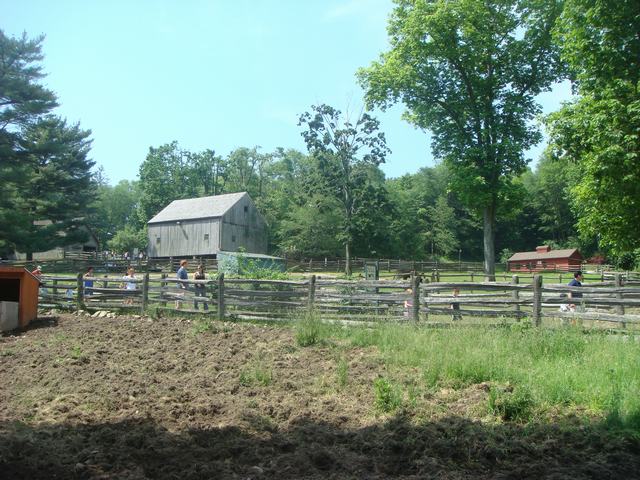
482, 202, 496, 281
27, 251, 33, 261
345, 242, 352, 277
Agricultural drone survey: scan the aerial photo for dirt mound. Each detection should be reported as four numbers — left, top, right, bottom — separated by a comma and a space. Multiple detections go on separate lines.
1, 314, 638, 479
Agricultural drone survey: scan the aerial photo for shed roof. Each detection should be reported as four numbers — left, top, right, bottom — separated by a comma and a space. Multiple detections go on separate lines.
508, 248, 582, 262
148, 192, 247, 224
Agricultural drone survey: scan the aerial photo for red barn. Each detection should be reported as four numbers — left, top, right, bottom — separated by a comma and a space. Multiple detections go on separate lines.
507, 246, 583, 272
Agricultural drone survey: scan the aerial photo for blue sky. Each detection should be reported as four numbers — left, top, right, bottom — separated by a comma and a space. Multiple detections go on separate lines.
4, 0, 571, 185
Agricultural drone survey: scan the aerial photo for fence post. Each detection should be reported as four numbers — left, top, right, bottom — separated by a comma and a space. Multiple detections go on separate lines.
141, 273, 149, 315
615, 273, 624, 315
160, 273, 167, 307
532, 274, 542, 327
512, 275, 520, 319
217, 273, 225, 321
412, 275, 420, 321
308, 275, 316, 313
76, 273, 84, 310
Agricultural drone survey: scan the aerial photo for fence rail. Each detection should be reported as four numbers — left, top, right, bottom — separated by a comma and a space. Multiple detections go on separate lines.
35, 273, 640, 329
5, 256, 631, 277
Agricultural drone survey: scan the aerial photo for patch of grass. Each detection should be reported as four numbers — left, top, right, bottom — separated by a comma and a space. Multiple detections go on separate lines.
374, 377, 402, 413
69, 345, 84, 359
239, 352, 273, 387
336, 356, 348, 389
51, 333, 68, 344
326, 322, 640, 427
191, 316, 218, 335
488, 384, 534, 422
0, 349, 16, 357
295, 313, 332, 347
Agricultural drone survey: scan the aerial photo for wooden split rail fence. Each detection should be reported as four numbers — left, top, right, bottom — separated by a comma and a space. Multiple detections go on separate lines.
37, 274, 640, 328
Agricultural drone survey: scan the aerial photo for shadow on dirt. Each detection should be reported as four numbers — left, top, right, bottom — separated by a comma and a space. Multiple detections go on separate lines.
1, 414, 639, 480
1, 316, 59, 337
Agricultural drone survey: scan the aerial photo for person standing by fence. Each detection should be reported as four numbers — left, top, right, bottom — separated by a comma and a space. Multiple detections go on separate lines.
451, 287, 462, 321
83, 266, 94, 296
193, 264, 208, 311
122, 267, 137, 305
176, 260, 188, 309
568, 270, 584, 312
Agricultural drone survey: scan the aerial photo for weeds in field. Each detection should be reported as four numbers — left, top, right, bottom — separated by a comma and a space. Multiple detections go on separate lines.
295, 313, 325, 347
336, 356, 348, 389
239, 352, 273, 387
374, 377, 402, 413
69, 345, 84, 359
191, 317, 217, 335
488, 384, 534, 422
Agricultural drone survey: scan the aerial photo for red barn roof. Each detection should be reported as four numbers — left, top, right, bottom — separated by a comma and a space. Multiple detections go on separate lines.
508, 247, 582, 262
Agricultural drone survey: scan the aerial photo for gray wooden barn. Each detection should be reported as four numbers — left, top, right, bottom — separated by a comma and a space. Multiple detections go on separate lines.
147, 192, 268, 258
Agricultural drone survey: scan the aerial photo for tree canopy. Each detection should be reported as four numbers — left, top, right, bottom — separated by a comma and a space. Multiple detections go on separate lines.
358, 0, 564, 278
546, 0, 640, 256
0, 31, 95, 258
298, 104, 390, 275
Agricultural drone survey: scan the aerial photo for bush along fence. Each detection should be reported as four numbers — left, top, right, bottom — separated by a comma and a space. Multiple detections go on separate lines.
37, 273, 640, 329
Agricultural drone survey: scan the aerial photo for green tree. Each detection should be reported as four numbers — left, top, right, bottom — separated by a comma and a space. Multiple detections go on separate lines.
107, 225, 147, 255
278, 194, 343, 258
137, 141, 196, 223
546, 0, 640, 255
358, 0, 564, 279
423, 195, 459, 259
298, 104, 390, 275
9, 116, 95, 259
90, 179, 140, 247
0, 30, 58, 254
225, 146, 272, 200
523, 151, 577, 245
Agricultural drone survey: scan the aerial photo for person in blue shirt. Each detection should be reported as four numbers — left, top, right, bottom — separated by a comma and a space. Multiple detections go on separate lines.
568, 270, 584, 311
83, 266, 94, 296
176, 260, 188, 309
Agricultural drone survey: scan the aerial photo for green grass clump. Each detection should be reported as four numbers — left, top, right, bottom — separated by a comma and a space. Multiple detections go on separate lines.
191, 317, 218, 335
239, 352, 273, 387
295, 313, 334, 347
374, 377, 403, 413
488, 384, 534, 422
336, 356, 348, 389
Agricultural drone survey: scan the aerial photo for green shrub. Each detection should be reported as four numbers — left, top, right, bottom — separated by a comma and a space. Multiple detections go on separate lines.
488, 384, 534, 422
191, 317, 217, 335
296, 314, 323, 347
336, 356, 348, 389
374, 377, 402, 413
239, 364, 273, 387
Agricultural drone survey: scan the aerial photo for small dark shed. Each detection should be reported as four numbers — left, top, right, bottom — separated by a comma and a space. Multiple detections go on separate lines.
0, 267, 40, 331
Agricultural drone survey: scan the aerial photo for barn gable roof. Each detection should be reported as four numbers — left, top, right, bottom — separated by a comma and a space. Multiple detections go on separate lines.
508, 248, 582, 262
147, 192, 248, 224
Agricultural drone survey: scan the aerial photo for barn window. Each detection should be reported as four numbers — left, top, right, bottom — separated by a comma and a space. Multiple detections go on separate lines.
244, 206, 248, 213
231, 235, 236, 243
156, 237, 161, 244
204, 233, 209, 241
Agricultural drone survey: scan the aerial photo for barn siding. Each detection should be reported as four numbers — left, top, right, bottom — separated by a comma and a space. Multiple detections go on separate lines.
148, 218, 221, 257
220, 194, 267, 254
